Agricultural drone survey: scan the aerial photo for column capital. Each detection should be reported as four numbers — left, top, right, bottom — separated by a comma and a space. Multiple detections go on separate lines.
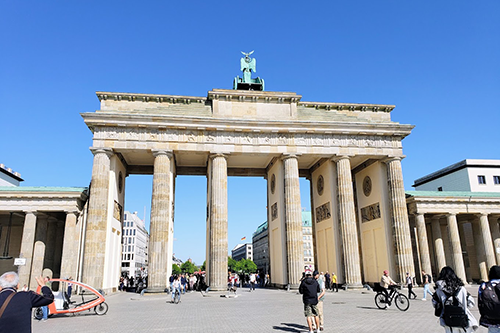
281, 153, 300, 161
151, 149, 173, 158
331, 154, 352, 163
477, 213, 489, 218
90, 147, 114, 157
209, 152, 229, 160
23, 210, 38, 216
382, 155, 406, 164
64, 210, 79, 216
447, 213, 457, 218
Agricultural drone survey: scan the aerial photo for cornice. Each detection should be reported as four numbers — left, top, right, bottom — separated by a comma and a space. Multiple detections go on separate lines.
96, 91, 207, 104
299, 101, 395, 113
208, 89, 301, 103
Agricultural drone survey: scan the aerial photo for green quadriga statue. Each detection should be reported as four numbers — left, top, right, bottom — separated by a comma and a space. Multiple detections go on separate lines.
233, 51, 265, 91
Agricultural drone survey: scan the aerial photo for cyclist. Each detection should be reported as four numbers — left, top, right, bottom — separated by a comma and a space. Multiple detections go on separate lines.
381, 270, 397, 305
171, 275, 181, 303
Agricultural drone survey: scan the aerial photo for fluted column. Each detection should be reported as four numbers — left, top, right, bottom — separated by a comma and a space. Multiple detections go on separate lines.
18, 211, 38, 288
208, 153, 228, 291
431, 216, 446, 271
385, 157, 415, 283
415, 213, 432, 277
447, 213, 467, 283
148, 149, 174, 292
31, 217, 48, 287
82, 147, 113, 289
333, 156, 362, 287
60, 211, 79, 280
479, 213, 496, 269
283, 154, 304, 288
489, 216, 500, 265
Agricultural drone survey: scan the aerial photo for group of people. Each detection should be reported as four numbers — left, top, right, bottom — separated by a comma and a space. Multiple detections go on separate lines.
227, 272, 270, 291
118, 275, 147, 293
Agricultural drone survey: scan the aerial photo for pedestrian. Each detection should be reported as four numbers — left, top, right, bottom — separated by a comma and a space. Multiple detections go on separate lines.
314, 271, 326, 331
422, 270, 433, 301
171, 275, 181, 303
478, 265, 500, 332
67, 277, 73, 300
0, 272, 54, 333
432, 266, 478, 332
299, 269, 321, 333
406, 272, 417, 299
324, 271, 331, 291
41, 276, 51, 321
249, 272, 256, 291
331, 272, 338, 292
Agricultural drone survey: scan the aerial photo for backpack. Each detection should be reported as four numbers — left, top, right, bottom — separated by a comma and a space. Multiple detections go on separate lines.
478, 281, 500, 323
442, 289, 468, 329
427, 274, 432, 284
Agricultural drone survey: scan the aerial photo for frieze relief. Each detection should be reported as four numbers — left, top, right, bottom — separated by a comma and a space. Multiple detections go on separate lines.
94, 127, 399, 149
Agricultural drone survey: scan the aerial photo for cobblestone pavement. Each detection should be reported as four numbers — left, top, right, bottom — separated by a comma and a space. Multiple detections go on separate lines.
33, 286, 487, 333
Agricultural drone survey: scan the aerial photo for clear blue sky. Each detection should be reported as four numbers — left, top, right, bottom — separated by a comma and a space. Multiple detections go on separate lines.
1, 1, 499, 265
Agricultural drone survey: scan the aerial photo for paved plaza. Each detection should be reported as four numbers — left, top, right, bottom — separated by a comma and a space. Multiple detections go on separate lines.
33, 286, 487, 333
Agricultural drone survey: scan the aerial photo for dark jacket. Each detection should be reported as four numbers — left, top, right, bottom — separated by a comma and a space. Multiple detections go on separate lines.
299, 277, 320, 305
0, 286, 54, 333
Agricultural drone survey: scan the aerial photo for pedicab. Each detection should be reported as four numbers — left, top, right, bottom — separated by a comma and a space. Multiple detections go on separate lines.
33, 278, 108, 319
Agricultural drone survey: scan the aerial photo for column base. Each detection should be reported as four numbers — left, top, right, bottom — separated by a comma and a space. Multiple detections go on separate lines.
144, 287, 168, 293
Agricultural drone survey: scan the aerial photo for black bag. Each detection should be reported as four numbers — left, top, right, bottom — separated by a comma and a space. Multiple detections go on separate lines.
427, 274, 432, 284
442, 289, 468, 329
478, 281, 500, 323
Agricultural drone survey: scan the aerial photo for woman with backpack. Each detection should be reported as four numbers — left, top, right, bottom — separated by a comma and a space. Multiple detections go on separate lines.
478, 265, 500, 332
432, 266, 478, 332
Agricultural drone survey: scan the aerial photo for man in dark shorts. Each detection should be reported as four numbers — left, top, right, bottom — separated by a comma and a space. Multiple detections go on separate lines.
299, 269, 320, 333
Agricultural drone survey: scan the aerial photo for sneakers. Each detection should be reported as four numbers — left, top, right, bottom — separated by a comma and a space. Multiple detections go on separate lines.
422, 298, 427, 301
320, 327, 324, 331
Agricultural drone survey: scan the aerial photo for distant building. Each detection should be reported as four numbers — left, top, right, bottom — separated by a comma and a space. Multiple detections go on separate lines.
121, 211, 149, 278
252, 211, 315, 276
231, 243, 253, 262
0, 164, 23, 186
413, 159, 500, 192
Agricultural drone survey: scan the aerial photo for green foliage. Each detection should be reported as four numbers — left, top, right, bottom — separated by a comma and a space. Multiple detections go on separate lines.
228, 257, 238, 272
200, 260, 206, 271
172, 264, 181, 275
180, 261, 197, 274
233, 258, 257, 274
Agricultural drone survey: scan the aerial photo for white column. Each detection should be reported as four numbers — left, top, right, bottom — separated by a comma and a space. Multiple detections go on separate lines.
431, 216, 446, 272
282, 154, 304, 288
479, 213, 496, 269
489, 216, 500, 265
18, 211, 38, 288
60, 211, 79, 280
447, 213, 467, 283
415, 213, 432, 277
333, 156, 362, 287
148, 149, 174, 292
207, 153, 228, 291
82, 147, 113, 289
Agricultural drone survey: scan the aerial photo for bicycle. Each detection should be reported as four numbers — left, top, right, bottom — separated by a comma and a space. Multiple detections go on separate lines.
374, 285, 410, 311
171, 287, 181, 304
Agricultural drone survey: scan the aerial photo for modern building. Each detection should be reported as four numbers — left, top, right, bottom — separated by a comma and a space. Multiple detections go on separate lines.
413, 159, 500, 192
407, 159, 500, 284
252, 211, 315, 278
0, 164, 23, 187
121, 211, 149, 278
231, 243, 252, 262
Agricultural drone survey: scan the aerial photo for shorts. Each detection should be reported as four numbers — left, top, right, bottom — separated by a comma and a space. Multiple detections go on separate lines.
304, 303, 319, 317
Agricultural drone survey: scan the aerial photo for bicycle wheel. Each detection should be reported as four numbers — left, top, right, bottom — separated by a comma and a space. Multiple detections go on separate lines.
95, 302, 109, 315
374, 293, 388, 309
394, 294, 410, 311
174, 292, 180, 304
33, 307, 43, 320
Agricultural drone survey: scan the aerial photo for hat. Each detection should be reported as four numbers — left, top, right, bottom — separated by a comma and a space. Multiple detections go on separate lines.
305, 269, 312, 276
313, 270, 319, 276
383, 270, 389, 275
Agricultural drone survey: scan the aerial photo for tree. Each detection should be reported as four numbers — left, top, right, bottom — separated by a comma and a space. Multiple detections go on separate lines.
180, 261, 197, 274
228, 257, 237, 272
200, 260, 206, 272
172, 264, 181, 275
235, 258, 257, 274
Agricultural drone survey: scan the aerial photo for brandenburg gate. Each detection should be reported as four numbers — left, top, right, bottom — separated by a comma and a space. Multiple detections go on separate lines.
81, 54, 414, 292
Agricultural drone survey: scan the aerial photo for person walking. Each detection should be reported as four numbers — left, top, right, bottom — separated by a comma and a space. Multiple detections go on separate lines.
299, 269, 321, 333
0, 272, 54, 333
314, 271, 326, 331
422, 270, 433, 301
478, 265, 500, 332
324, 271, 331, 291
406, 272, 417, 299
432, 266, 478, 332
40, 276, 51, 321
331, 272, 338, 292
249, 273, 256, 291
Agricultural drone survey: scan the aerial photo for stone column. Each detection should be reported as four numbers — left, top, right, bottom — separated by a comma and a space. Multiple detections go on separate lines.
489, 216, 500, 265
333, 156, 362, 287
18, 211, 38, 288
44, 217, 58, 274
478, 213, 496, 269
31, 217, 48, 287
415, 213, 432, 277
473, 220, 488, 281
431, 216, 446, 272
385, 157, 415, 283
60, 211, 79, 280
148, 150, 174, 292
447, 213, 467, 283
82, 147, 113, 289
282, 154, 304, 288
207, 153, 228, 291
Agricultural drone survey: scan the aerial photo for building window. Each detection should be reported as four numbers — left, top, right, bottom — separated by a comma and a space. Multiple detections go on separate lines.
478, 175, 486, 185
494, 176, 500, 185
438, 187, 443, 191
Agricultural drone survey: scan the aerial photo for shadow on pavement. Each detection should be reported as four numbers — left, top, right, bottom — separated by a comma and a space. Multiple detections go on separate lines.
272, 322, 309, 332
357, 306, 384, 311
